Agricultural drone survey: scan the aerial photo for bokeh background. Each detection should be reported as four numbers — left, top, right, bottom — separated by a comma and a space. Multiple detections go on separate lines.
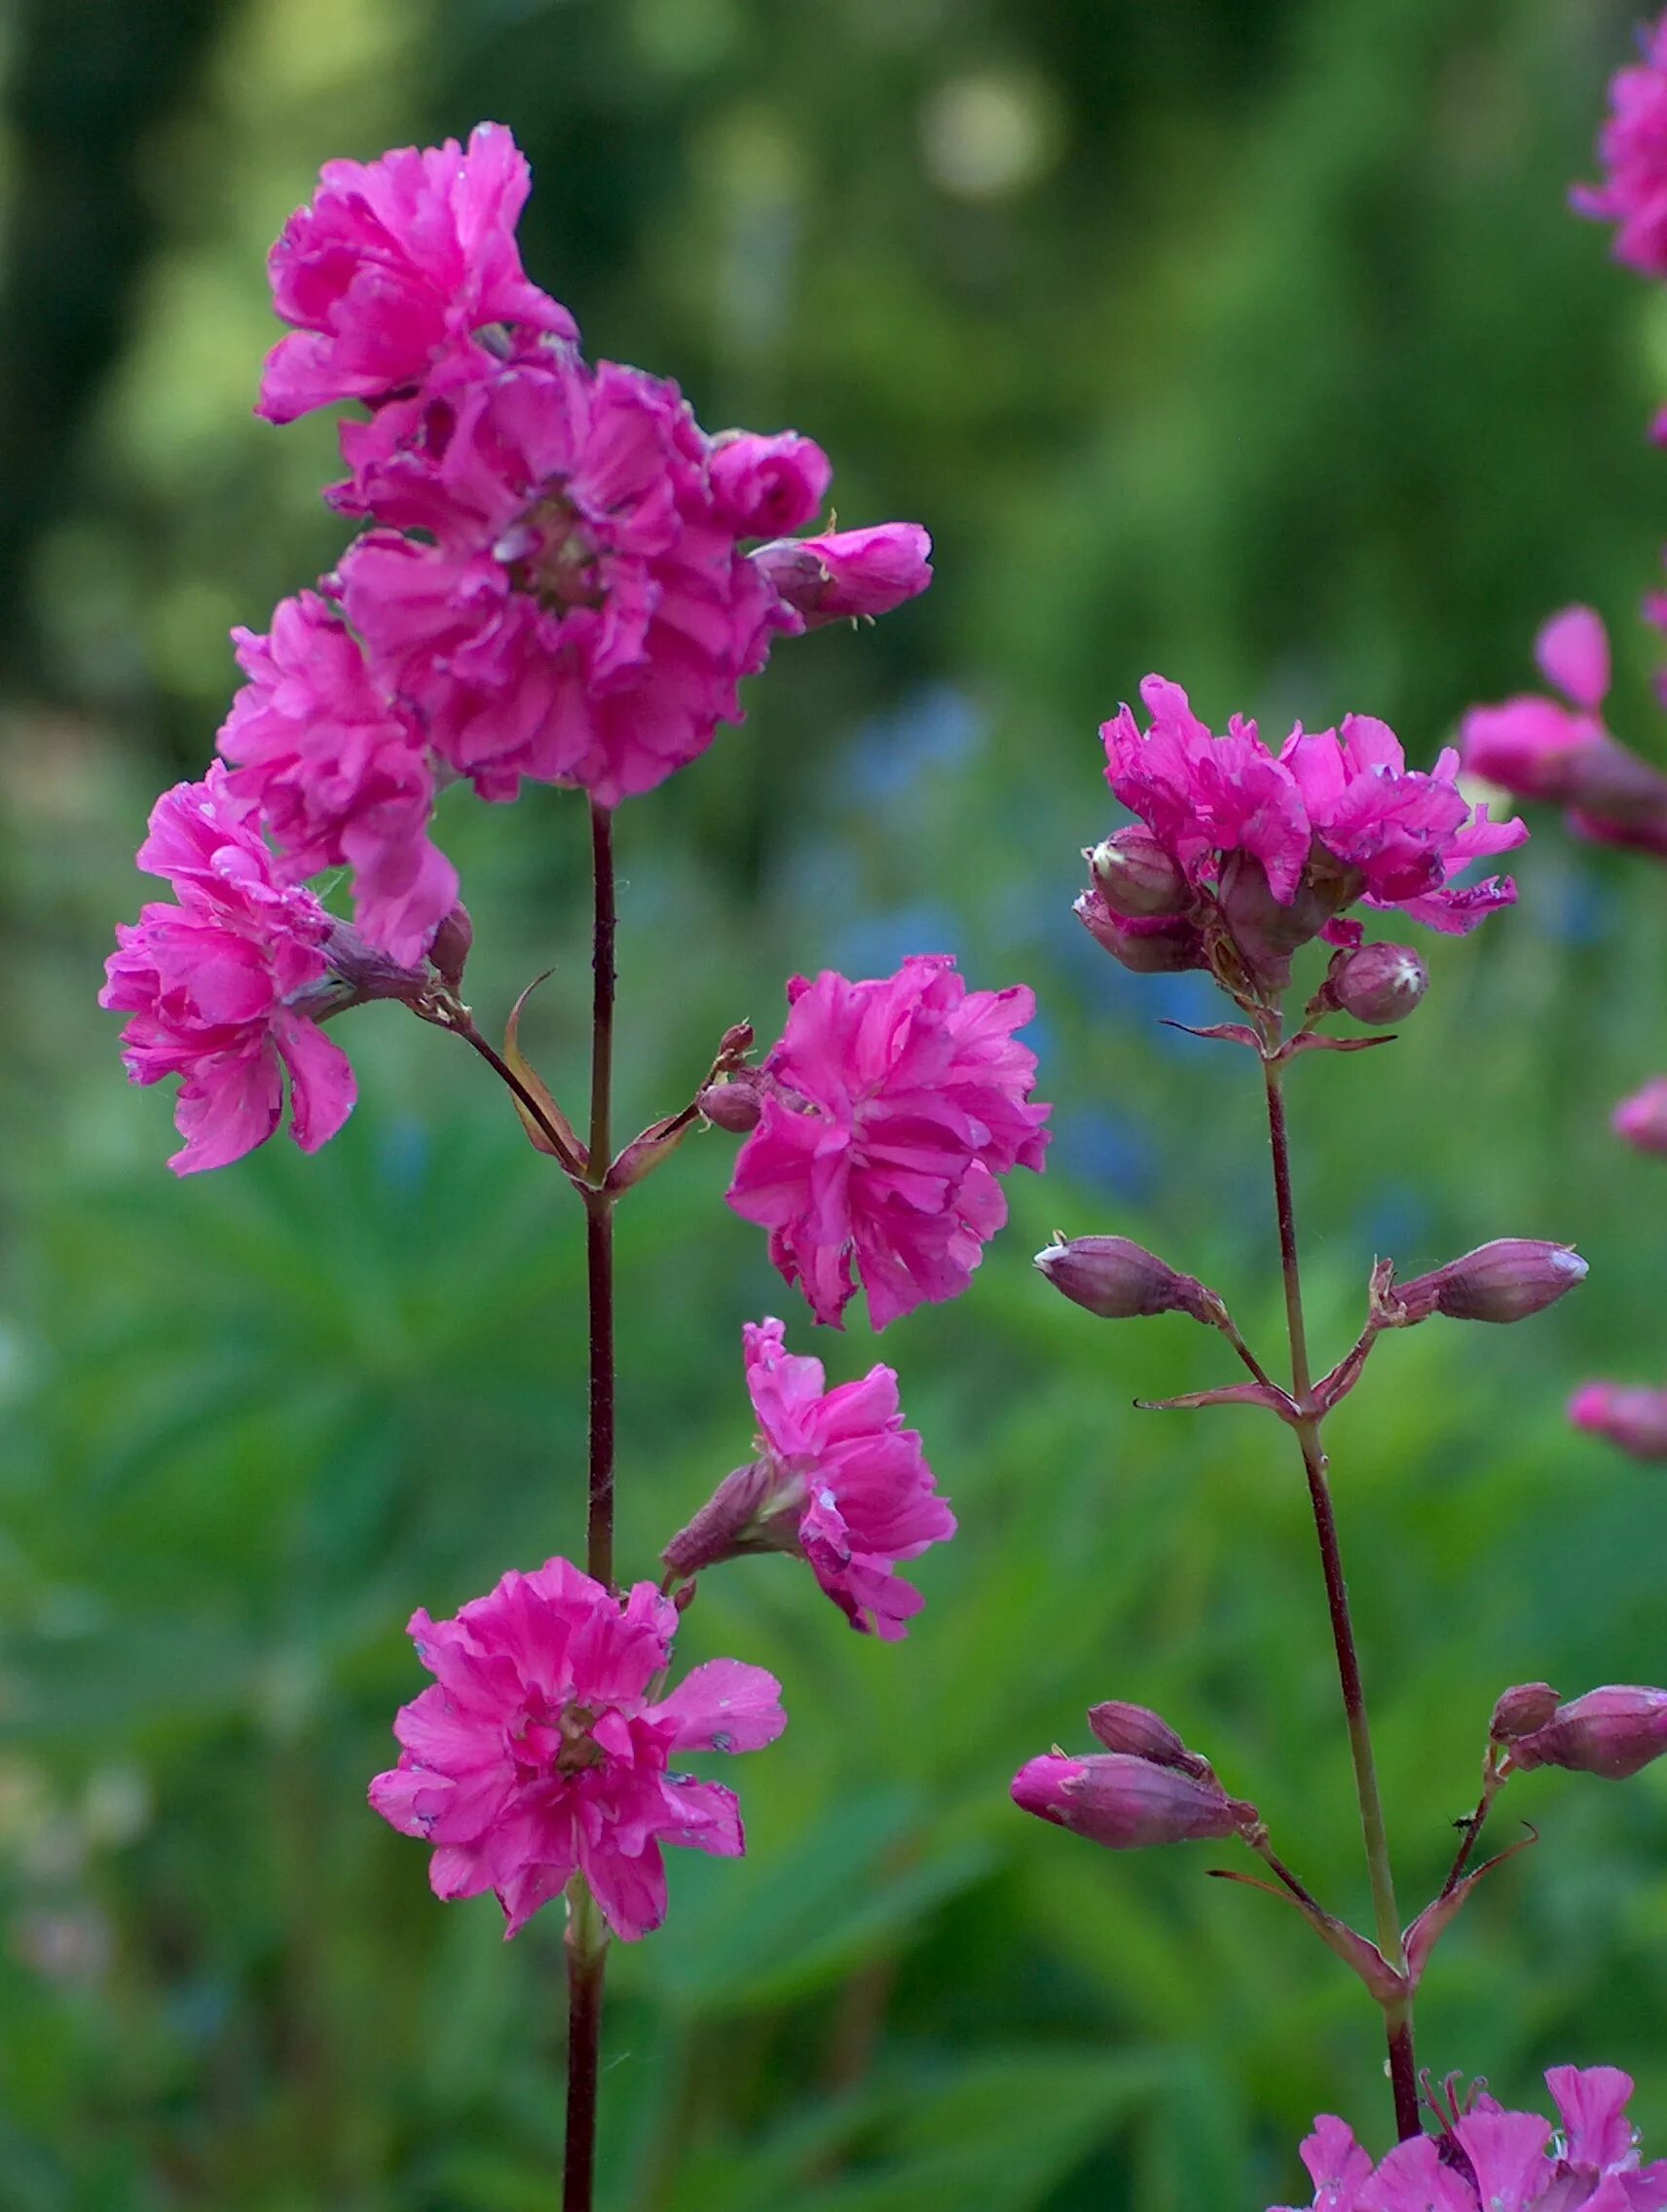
5, 0, 1667, 2204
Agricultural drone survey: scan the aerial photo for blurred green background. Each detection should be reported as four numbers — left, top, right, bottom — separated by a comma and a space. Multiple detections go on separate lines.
5, 0, 1667, 2204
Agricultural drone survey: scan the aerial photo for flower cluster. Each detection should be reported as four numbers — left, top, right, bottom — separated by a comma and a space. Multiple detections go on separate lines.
369, 1558, 785, 1940
663, 1319, 955, 1639
1084, 675, 1525, 992
723, 955, 1051, 1330
1272, 2067, 1667, 2212
108, 123, 932, 1173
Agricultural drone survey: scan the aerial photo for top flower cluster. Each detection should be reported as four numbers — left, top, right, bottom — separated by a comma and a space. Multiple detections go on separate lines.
227, 123, 931, 964
1082, 675, 1525, 989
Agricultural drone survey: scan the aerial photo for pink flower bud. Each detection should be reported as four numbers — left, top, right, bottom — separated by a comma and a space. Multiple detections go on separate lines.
709, 431, 833, 538
1035, 1235, 1224, 1324
1569, 1382, 1667, 1461
1328, 941, 1427, 1026
1507, 1686, 1667, 1781
698, 1071, 767, 1132
753, 524, 932, 627
1074, 889, 1207, 974
428, 903, 472, 990
1490, 1682, 1562, 1743
1218, 853, 1328, 990
1086, 1701, 1213, 1779
1613, 1078, 1667, 1157
1011, 1751, 1257, 1851
1391, 1239, 1587, 1324
1088, 830, 1190, 919
661, 1460, 790, 1578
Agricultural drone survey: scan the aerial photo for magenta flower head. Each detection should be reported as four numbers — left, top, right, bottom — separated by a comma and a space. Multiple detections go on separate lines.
1012, 1751, 1256, 1852
217, 591, 458, 966
100, 769, 356, 1174
662, 1318, 954, 1638
1099, 676, 1524, 989
725, 956, 1051, 1330
1034, 1234, 1225, 1324
1570, 1381, 1667, 1461
1614, 1077, 1667, 1156
258, 123, 576, 424
1269, 2065, 1667, 2212
1504, 1685, 1667, 1782
1573, 15, 1667, 278
1385, 1239, 1587, 1325
369, 1557, 786, 1940
752, 523, 933, 628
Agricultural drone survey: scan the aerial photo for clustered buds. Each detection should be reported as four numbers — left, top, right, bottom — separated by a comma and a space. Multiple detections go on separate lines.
1376, 1238, 1587, 1326
1499, 1684, 1667, 1782
1012, 1702, 1256, 1853
1034, 1235, 1227, 1325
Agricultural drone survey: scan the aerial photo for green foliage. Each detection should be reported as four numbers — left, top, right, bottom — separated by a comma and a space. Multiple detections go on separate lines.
4, 0, 1667, 2203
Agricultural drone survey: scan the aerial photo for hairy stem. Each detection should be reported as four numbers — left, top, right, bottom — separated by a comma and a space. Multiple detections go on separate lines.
1263, 1051, 1421, 2142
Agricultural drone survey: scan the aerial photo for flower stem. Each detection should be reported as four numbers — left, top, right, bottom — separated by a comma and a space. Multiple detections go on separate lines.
566, 803, 618, 2212
1262, 1051, 1421, 2143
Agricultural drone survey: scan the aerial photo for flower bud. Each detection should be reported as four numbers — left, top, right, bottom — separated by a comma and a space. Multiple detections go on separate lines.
1569, 1382, 1667, 1461
1489, 1682, 1562, 1744
1217, 853, 1328, 991
662, 1459, 799, 1579
1074, 890, 1207, 974
1087, 1701, 1213, 1779
1011, 1751, 1257, 1851
752, 524, 932, 627
709, 430, 833, 537
1506, 1686, 1667, 1781
428, 903, 473, 991
318, 919, 431, 1005
1327, 941, 1427, 1026
698, 1071, 767, 1133
1391, 1239, 1587, 1325
1088, 830, 1190, 919
1613, 1078, 1667, 1157
1035, 1235, 1224, 1325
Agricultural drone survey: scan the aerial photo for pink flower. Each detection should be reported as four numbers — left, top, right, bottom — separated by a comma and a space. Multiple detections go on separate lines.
100, 770, 355, 1174
217, 591, 458, 966
752, 523, 934, 627
1614, 1077, 1667, 1155
1570, 1381, 1667, 1461
369, 1557, 786, 1940
258, 123, 575, 424
1100, 678, 1524, 974
725, 955, 1051, 1330
1270, 2067, 1667, 2211
334, 351, 794, 807
662, 1318, 955, 1639
1573, 16, 1667, 279
1460, 608, 1667, 854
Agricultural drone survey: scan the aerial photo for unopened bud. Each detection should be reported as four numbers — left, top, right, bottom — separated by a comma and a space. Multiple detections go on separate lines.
320, 920, 430, 1005
1568, 1382, 1667, 1461
662, 1459, 799, 1579
1392, 1239, 1587, 1325
1506, 1685, 1667, 1781
428, 903, 473, 990
1489, 1682, 1562, 1743
1613, 1078, 1667, 1157
1087, 1701, 1213, 1779
1327, 941, 1427, 1026
1217, 853, 1328, 990
1074, 890, 1207, 974
1088, 830, 1190, 919
1011, 1751, 1256, 1851
698, 1072, 766, 1132
1035, 1235, 1224, 1325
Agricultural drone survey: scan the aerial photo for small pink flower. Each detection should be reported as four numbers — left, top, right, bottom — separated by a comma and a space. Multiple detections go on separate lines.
1269, 2066, 1667, 2211
335, 351, 796, 807
726, 955, 1051, 1330
369, 1557, 785, 1940
1570, 1381, 1667, 1460
1614, 1077, 1667, 1155
218, 591, 457, 966
1573, 15, 1667, 279
100, 770, 355, 1174
752, 523, 934, 627
258, 123, 575, 424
